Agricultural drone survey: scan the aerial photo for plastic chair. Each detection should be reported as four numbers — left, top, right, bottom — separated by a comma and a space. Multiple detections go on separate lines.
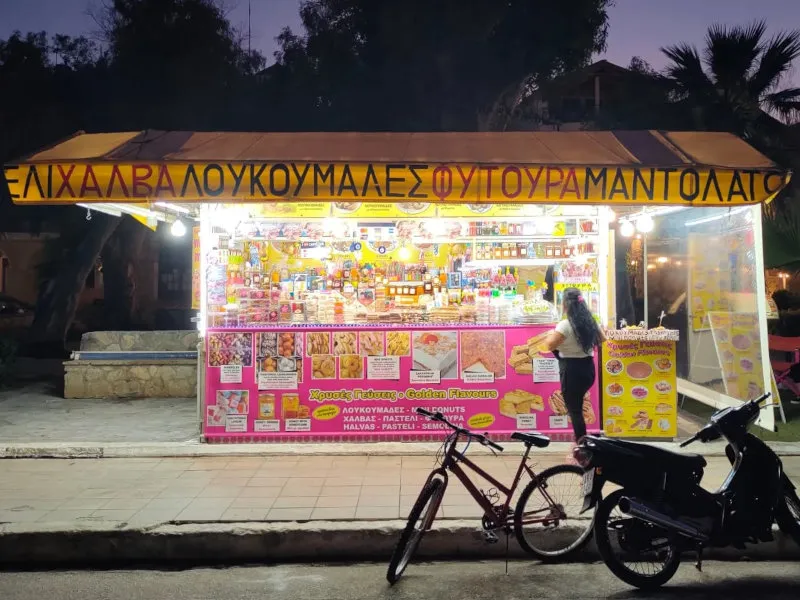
767, 334, 797, 421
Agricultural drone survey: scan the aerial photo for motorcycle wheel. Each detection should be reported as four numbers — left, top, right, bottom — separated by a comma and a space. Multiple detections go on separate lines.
776, 486, 800, 546
594, 490, 681, 590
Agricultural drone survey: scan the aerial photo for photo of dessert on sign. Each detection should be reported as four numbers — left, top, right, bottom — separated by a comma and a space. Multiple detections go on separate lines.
626, 361, 653, 380
339, 354, 364, 379
605, 359, 623, 375
256, 332, 302, 381
359, 331, 385, 356
460, 330, 507, 379
216, 390, 249, 415
549, 390, 595, 425
507, 331, 548, 376
386, 331, 411, 356
412, 331, 458, 379
499, 390, 543, 419
208, 332, 253, 367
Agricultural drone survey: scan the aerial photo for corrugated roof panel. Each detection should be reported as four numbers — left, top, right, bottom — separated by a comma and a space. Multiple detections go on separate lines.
27, 132, 141, 161
13, 129, 780, 170
662, 132, 775, 169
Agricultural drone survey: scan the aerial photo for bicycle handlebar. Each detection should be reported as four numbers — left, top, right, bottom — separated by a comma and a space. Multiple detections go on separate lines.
415, 407, 503, 452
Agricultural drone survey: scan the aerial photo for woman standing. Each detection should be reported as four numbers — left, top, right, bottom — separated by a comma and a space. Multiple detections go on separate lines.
543, 287, 605, 446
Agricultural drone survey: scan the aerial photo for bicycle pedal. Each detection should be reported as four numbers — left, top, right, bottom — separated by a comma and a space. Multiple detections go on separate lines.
482, 531, 499, 544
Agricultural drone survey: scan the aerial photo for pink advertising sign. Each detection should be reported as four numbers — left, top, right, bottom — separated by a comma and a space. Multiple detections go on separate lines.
204, 324, 600, 443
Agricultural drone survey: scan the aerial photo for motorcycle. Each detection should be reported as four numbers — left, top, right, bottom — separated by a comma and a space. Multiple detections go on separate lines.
576, 393, 800, 590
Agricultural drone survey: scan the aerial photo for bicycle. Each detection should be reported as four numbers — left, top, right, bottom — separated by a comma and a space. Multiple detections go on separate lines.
386, 408, 595, 584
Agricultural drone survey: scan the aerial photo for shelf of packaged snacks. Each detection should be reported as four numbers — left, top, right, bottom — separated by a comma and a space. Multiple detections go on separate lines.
205, 322, 558, 331
462, 255, 597, 268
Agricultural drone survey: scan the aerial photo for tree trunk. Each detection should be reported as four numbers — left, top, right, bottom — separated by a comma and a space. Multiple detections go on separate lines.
101, 217, 148, 330
26, 214, 120, 357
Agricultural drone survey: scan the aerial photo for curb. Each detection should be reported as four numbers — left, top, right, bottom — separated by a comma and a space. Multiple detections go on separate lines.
0, 439, 772, 460
1, 521, 797, 567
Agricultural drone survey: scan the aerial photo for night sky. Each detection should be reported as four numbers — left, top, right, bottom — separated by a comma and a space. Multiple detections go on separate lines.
1, 0, 798, 76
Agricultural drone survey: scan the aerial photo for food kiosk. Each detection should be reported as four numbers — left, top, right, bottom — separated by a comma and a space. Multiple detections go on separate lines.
3, 130, 789, 442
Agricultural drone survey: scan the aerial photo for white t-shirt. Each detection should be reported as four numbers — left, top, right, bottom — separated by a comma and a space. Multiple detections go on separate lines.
555, 319, 594, 358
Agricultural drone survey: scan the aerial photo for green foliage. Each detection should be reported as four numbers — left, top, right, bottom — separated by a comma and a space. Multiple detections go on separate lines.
1, 0, 266, 348
270, 0, 613, 131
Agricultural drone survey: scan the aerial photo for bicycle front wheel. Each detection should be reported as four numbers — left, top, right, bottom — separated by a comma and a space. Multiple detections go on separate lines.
514, 464, 594, 560
386, 477, 445, 585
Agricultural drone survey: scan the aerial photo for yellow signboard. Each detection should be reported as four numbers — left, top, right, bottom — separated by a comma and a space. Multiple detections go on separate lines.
330, 201, 437, 218
3, 162, 787, 205
249, 202, 330, 218
708, 312, 765, 401
688, 234, 731, 330
602, 339, 678, 438
437, 203, 543, 217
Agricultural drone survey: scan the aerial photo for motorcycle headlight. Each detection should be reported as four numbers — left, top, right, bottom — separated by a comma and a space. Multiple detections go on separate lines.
573, 447, 594, 468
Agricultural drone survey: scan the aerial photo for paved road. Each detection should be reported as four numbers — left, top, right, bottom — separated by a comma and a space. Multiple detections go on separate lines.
2, 562, 800, 600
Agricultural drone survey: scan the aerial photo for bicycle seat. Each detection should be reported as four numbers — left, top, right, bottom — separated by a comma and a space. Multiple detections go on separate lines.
511, 432, 551, 448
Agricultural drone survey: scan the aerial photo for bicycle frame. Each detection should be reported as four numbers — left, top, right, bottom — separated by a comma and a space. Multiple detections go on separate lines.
421, 432, 563, 532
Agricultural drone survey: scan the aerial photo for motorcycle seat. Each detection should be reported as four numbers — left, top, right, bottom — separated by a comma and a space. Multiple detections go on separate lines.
597, 438, 707, 471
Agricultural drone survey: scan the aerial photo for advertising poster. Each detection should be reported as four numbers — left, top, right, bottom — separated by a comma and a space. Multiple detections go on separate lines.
191, 226, 201, 310
688, 234, 729, 331
204, 324, 601, 441
602, 339, 678, 438
708, 312, 765, 401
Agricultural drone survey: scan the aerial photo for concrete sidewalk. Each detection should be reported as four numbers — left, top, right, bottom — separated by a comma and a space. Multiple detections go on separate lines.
1, 454, 799, 566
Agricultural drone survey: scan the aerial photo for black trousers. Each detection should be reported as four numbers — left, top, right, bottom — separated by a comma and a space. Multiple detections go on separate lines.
558, 356, 596, 442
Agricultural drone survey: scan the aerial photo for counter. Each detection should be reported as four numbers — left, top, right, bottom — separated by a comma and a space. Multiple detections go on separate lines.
601, 329, 679, 438
203, 323, 601, 442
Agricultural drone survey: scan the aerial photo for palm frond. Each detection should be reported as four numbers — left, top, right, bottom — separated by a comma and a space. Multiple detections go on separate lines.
704, 22, 765, 89
661, 43, 714, 100
749, 30, 800, 96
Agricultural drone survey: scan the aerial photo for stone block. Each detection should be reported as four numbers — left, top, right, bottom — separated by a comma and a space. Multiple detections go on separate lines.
63, 361, 197, 399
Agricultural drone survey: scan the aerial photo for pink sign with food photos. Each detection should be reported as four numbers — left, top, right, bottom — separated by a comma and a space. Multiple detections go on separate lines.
204, 324, 601, 443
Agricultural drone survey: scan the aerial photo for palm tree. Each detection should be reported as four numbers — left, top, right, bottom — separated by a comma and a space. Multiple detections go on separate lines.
662, 21, 800, 143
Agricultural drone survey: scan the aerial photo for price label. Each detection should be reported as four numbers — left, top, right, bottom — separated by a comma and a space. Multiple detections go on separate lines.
516, 414, 537, 430
220, 364, 242, 384
254, 420, 280, 432
258, 371, 298, 390
410, 370, 441, 384
225, 414, 247, 433
285, 419, 311, 432
533, 358, 559, 383
549, 415, 569, 429
367, 356, 401, 380
462, 371, 495, 384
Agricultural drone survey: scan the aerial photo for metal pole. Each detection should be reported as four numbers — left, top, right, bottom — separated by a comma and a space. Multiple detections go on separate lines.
643, 234, 648, 327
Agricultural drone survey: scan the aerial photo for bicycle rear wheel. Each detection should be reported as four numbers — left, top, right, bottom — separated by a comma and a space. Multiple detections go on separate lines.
386, 477, 444, 585
514, 464, 594, 561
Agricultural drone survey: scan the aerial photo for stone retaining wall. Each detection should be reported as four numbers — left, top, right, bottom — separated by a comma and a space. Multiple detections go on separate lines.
64, 359, 197, 399
79, 331, 198, 352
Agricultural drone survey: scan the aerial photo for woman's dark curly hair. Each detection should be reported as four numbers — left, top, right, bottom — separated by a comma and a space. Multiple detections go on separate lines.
563, 287, 601, 354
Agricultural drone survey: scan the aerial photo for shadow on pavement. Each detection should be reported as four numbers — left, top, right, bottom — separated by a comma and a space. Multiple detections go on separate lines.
610, 577, 800, 599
